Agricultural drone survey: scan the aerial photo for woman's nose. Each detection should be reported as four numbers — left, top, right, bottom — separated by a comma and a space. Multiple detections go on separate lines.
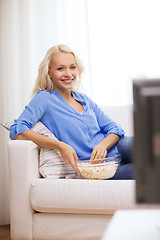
64, 69, 72, 77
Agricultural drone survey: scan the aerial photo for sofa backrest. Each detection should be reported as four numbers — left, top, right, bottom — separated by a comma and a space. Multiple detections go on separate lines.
101, 105, 133, 136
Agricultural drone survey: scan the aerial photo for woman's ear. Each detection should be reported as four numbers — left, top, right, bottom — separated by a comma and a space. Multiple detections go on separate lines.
48, 71, 51, 79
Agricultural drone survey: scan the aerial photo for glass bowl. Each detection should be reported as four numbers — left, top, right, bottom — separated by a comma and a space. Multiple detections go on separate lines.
77, 155, 121, 180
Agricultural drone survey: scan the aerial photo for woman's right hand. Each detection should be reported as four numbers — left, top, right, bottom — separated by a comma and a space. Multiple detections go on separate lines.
58, 142, 80, 175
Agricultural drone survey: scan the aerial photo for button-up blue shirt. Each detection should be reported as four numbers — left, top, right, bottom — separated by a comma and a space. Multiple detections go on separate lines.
10, 90, 125, 158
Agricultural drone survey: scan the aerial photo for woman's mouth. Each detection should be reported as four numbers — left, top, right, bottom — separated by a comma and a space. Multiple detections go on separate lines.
61, 79, 74, 84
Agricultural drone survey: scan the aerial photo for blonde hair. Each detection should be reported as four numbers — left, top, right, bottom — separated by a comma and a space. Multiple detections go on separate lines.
32, 44, 84, 96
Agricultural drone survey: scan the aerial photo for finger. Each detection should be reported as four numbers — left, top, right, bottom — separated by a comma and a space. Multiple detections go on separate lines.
90, 148, 97, 161
64, 159, 69, 164
99, 150, 107, 162
93, 148, 103, 160
70, 153, 80, 175
98, 149, 106, 159
93, 149, 107, 162
70, 161, 81, 175
73, 151, 79, 163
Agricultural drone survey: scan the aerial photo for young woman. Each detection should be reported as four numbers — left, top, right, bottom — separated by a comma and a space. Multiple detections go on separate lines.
10, 44, 133, 178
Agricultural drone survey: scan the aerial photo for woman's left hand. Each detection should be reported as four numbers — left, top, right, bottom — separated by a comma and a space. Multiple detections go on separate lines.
90, 143, 107, 162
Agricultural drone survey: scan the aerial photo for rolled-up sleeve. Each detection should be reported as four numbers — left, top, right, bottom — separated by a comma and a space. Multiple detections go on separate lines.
10, 91, 46, 139
87, 96, 125, 138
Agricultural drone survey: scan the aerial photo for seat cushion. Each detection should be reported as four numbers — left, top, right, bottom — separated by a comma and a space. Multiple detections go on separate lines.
30, 179, 138, 214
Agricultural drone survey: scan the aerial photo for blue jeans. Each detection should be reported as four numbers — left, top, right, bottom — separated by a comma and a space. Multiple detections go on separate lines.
110, 136, 134, 180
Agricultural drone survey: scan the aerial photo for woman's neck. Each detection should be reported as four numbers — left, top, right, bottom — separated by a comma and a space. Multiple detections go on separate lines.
54, 89, 73, 102
54, 89, 83, 113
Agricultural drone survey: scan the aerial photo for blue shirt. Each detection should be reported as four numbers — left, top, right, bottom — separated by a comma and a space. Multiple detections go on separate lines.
10, 90, 125, 159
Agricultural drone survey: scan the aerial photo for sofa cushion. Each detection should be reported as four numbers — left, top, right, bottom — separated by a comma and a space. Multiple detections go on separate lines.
30, 179, 141, 214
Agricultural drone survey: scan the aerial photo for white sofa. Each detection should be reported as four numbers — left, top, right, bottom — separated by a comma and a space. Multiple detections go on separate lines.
8, 105, 155, 240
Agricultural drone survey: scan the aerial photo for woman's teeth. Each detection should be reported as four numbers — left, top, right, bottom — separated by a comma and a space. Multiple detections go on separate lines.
61, 79, 73, 83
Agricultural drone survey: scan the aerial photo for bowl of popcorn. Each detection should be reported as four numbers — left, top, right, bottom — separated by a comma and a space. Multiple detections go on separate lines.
77, 155, 121, 180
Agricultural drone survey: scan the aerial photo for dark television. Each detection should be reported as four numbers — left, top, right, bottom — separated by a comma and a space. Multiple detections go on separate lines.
133, 79, 160, 203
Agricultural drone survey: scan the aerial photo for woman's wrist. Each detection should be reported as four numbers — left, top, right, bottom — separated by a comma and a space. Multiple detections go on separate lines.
100, 134, 120, 150
55, 141, 66, 151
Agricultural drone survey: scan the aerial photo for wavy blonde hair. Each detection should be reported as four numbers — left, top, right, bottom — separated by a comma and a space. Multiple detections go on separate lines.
32, 44, 84, 96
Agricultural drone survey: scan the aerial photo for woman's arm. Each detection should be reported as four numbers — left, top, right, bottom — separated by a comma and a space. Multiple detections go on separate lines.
90, 133, 120, 161
13, 130, 80, 175
13, 130, 63, 149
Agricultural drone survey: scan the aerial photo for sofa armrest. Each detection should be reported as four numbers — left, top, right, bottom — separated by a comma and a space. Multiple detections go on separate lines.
8, 140, 39, 240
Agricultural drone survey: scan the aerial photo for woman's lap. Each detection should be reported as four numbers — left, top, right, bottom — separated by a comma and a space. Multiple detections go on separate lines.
110, 163, 133, 180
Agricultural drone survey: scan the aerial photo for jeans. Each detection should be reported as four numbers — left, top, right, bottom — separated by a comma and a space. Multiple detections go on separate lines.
110, 136, 134, 180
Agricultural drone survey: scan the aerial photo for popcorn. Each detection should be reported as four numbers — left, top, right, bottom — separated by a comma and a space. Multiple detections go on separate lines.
77, 161, 119, 179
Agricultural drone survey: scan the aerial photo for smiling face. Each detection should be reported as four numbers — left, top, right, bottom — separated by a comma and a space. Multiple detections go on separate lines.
48, 52, 78, 94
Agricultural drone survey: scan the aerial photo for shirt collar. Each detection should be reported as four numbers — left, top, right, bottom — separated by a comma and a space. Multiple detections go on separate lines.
71, 92, 86, 105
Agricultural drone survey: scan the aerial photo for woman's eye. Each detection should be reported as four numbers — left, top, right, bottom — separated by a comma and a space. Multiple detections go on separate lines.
71, 66, 76, 69
57, 67, 63, 71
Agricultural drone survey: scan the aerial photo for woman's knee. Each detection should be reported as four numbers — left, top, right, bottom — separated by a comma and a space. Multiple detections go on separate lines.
117, 136, 134, 163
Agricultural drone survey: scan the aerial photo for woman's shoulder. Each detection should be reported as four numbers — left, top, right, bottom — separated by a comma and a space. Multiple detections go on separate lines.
36, 90, 51, 96
30, 90, 52, 105
33, 90, 53, 99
